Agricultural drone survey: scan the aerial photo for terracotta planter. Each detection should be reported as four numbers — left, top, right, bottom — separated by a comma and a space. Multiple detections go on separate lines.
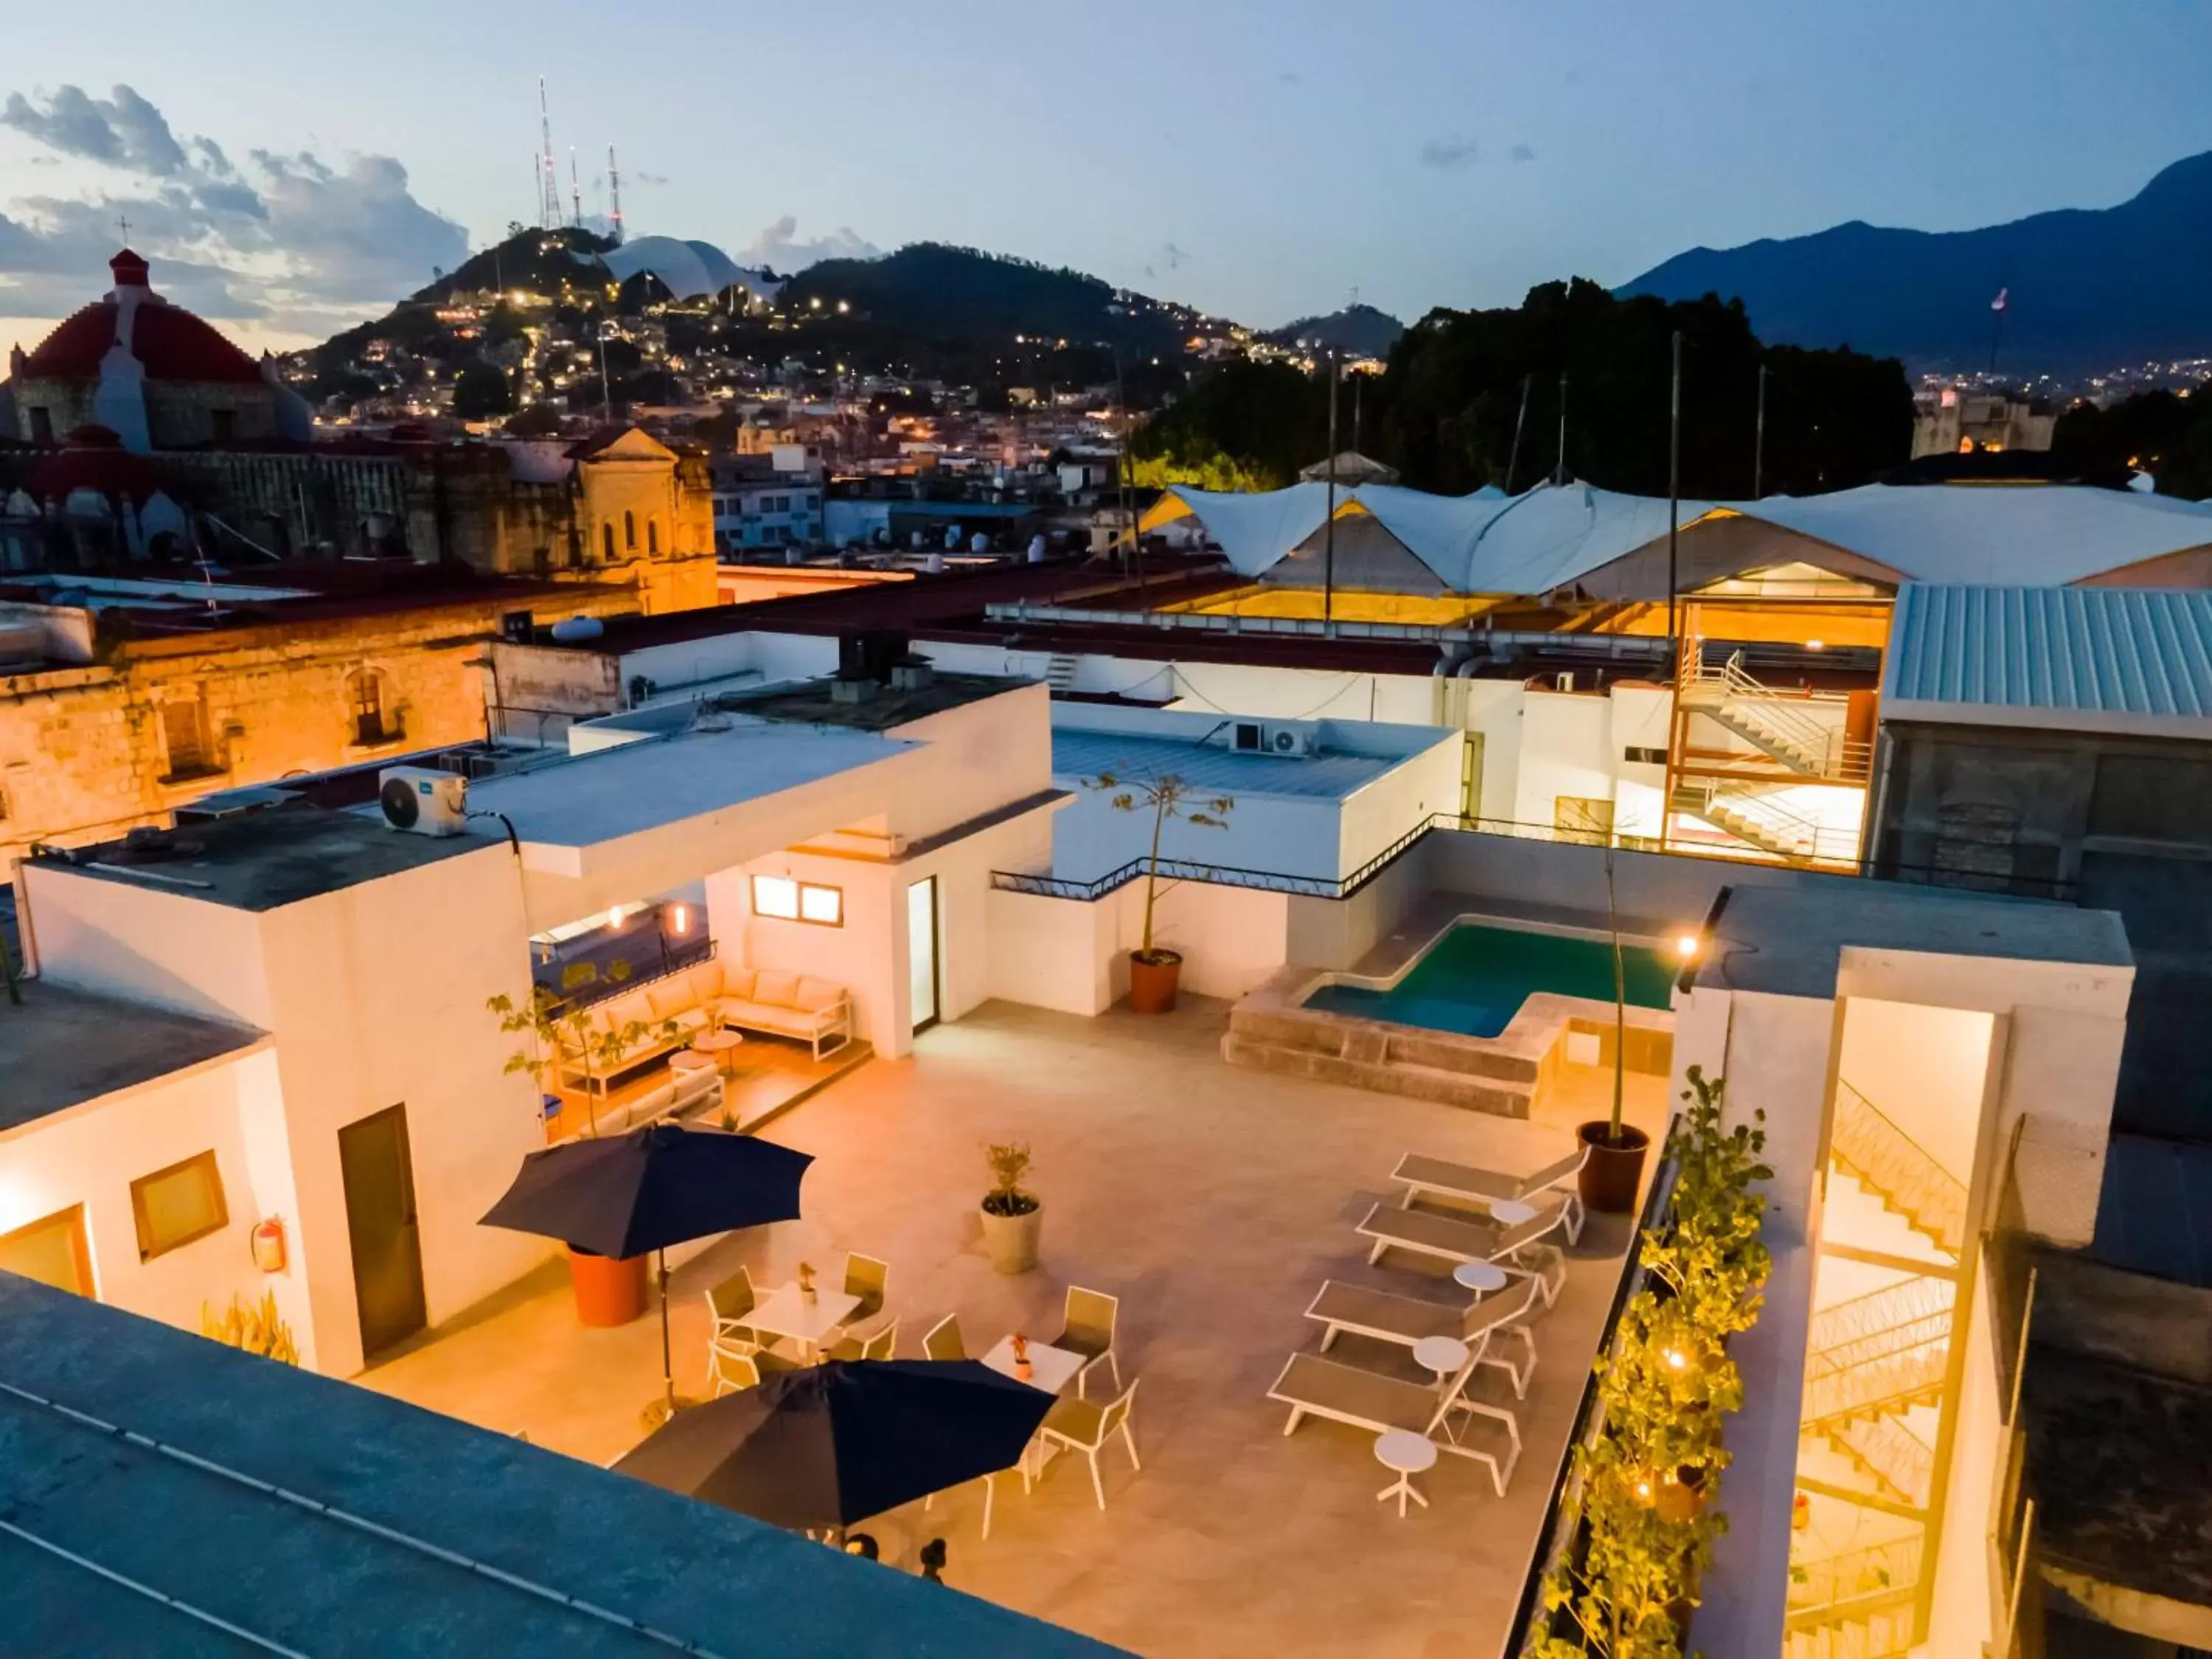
568, 1245, 649, 1326
980, 1200, 1042, 1274
1577, 1120, 1652, 1214
1127, 949, 1182, 1013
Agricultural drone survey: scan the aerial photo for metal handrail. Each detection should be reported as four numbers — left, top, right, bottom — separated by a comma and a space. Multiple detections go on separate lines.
1803, 1339, 1949, 1431
1789, 1534, 1925, 1613
1833, 1080, 1969, 1256
1809, 1276, 1956, 1357
1685, 647, 1871, 782
1823, 1409, 1937, 1509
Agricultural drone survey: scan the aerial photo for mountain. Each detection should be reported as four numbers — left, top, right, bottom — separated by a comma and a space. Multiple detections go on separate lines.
1265, 303, 1405, 358
1620, 150, 2212, 374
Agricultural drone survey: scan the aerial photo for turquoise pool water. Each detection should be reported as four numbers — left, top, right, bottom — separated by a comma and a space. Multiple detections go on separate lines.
1303, 922, 1674, 1039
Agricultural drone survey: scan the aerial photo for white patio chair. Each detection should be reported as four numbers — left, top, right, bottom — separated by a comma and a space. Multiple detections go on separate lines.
1034, 1379, 1141, 1510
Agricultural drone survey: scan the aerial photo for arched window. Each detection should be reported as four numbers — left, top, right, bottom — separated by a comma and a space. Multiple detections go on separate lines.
647, 518, 660, 554
601, 523, 616, 560
349, 669, 395, 746
624, 510, 636, 550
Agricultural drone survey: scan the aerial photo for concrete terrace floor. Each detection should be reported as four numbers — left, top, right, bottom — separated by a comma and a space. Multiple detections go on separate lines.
359, 997, 1669, 1659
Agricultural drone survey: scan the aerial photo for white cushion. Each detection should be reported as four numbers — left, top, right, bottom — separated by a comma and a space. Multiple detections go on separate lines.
753, 970, 799, 1008
793, 976, 844, 1014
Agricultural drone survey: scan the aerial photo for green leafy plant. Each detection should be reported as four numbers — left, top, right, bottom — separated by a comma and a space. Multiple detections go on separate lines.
982, 1141, 1037, 1217
1537, 1067, 1770, 1659
1084, 771, 1233, 963
202, 1290, 299, 1366
488, 958, 678, 1138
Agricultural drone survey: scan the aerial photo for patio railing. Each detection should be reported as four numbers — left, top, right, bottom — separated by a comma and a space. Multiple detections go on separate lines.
1503, 1117, 1685, 1655
537, 930, 717, 1015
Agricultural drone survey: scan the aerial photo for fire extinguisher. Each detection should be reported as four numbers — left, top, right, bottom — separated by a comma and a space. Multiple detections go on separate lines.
251, 1216, 287, 1274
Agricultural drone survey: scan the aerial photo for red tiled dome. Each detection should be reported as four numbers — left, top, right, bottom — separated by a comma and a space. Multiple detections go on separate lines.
20, 250, 264, 386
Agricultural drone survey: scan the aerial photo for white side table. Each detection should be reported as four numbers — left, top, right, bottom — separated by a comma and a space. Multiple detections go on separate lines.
1454, 1260, 1508, 1298
1374, 1429, 1438, 1517
1412, 1335, 1472, 1388
1489, 1198, 1539, 1227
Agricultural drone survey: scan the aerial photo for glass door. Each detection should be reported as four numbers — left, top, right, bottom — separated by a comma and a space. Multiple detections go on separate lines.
907, 877, 940, 1033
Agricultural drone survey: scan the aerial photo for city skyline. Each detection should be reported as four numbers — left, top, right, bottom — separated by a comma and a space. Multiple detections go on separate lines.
2, 0, 2211, 355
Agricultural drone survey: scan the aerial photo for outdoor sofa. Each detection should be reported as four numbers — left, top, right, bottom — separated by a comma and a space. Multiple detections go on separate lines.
559, 959, 854, 1091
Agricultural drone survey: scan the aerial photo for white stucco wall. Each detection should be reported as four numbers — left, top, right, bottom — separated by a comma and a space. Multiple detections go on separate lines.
1837, 997, 1996, 1186
1512, 689, 1617, 829
0, 1045, 286, 1352
1923, 1256, 2003, 1659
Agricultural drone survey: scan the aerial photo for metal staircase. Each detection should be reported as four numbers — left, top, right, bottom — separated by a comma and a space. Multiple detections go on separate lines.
1043, 654, 1080, 693
1831, 1081, 1969, 1258
1670, 777, 1827, 861
1677, 649, 1871, 782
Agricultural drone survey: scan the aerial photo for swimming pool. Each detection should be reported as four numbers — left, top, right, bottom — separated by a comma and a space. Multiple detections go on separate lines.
1302, 922, 1675, 1039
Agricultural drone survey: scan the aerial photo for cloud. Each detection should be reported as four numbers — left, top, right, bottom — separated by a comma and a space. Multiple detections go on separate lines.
4, 83, 189, 176
737, 215, 879, 273
1510, 143, 1537, 164
1278, 72, 1302, 86
0, 82, 467, 338
1419, 134, 1480, 170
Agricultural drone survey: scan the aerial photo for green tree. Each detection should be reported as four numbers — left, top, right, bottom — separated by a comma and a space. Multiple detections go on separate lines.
451, 362, 515, 420
1128, 359, 1329, 490
2051, 381, 2212, 500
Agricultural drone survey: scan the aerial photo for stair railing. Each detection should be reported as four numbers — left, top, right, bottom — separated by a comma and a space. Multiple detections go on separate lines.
1686, 649, 1872, 781
1803, 1339, 1950, 1435
1831, 1080, 1969, 1256
1788, 1533, 1925, 1615
1825, 1411, 1937, 1509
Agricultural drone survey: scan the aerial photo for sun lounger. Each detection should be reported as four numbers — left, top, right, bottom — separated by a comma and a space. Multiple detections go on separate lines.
1354, 1196, 1571, 1304
1390, 1147, 1587, 1244
1304, 1273, 1543, 1377
1267, 1337, 1520, 1494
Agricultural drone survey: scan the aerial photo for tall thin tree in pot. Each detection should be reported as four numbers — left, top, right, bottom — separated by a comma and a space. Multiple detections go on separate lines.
1085, 771, 1233, 1013
1578, 838, 1652, 1213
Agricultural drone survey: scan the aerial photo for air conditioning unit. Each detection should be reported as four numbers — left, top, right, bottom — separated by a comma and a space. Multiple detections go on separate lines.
378, 766, 468, 837
1265, 724, 1312, 757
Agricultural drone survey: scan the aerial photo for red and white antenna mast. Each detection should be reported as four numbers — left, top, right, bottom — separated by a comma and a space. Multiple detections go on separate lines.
537, 77, 560, 230
607, 145, 625, 246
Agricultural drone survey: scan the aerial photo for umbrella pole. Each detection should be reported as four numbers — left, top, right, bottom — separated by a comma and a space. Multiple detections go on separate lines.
658, 1248, 675, 1413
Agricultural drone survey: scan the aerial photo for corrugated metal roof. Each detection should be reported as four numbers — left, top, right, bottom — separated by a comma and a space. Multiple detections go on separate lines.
1051, 728, 1394, 799
1882, 583, 2212, 737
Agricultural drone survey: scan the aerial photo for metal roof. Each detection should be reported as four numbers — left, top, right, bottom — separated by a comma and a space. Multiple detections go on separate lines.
1881, 583, 2212, 739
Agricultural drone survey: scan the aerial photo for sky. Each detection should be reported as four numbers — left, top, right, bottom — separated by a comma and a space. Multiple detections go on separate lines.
4, 0, 2210, 355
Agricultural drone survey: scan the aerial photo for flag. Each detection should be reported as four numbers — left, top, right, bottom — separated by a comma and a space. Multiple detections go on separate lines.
1991, 288, 2009, 313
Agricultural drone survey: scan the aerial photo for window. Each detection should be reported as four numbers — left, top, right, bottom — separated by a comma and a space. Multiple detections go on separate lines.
349, 669, 395, 746
130, 1151, 229, 1261
600, 523, 616, 560
751, 873, 843, 927
210, 408, 236, 445
647, 518, 660, 554
0, 1205, 92, 1295
624, 509, 636, 550
28, 406, 53, 444
1623, 746, 1667, 765
160, 698, 210, 778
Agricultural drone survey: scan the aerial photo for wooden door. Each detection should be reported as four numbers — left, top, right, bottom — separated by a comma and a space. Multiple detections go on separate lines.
338, 1105, 427, 1357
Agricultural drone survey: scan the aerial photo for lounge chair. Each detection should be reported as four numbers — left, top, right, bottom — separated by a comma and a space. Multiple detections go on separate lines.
1267, 1341, 1519, 1495
1390, 1146, 1588, 1244
1354, 1196, 1571, 1304
1304, 1273, 1544, 1399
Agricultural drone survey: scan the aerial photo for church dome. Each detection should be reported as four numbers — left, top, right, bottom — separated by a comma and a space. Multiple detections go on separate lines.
21, 250, 265, 386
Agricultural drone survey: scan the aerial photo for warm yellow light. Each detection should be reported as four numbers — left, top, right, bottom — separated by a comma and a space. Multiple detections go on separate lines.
668, 902, 690, 936
1663, 1346, 1689, 1371
1674, 933, 1700, 961
1805, 639, 1826, 651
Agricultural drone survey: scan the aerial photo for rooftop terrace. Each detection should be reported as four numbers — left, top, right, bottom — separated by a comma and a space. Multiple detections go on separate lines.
0, 981, 263, 1129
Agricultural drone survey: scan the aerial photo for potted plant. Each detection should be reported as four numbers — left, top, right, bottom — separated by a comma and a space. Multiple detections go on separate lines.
1084, 771, 1233, 1013
1579, 839, 1652, 1212
201, 1290, 300, 1365
979, 1141, 1042, 1274
487, 958, 675, 1326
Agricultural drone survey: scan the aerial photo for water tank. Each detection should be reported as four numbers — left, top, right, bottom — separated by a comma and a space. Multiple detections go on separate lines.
970, 532, 990, 555
1027, 534, 1047, 564
924, 553, 945, 574
549, 614, 605, 643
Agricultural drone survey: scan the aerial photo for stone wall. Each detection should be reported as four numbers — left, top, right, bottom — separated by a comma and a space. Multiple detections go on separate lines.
0, 587, 636, 870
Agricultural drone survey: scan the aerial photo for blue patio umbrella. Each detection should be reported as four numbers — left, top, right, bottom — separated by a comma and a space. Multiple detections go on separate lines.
481, 1122, 814, 1416
611, 1359, 1056, 1531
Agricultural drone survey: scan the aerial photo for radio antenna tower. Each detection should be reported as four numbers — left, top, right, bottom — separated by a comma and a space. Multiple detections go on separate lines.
568, 148, 582, 230
607, 145, 625, 246
536, 77, 560, 230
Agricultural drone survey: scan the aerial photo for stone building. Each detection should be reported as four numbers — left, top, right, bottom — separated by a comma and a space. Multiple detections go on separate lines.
1910, 389, 2057, 459
0, 570, 635, 872
4, 250, 312, 452
1, 251, 719, 616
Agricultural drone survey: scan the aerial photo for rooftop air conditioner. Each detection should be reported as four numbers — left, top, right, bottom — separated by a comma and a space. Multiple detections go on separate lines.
1265, 725, 1312, 757
378, 766, 468, 837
